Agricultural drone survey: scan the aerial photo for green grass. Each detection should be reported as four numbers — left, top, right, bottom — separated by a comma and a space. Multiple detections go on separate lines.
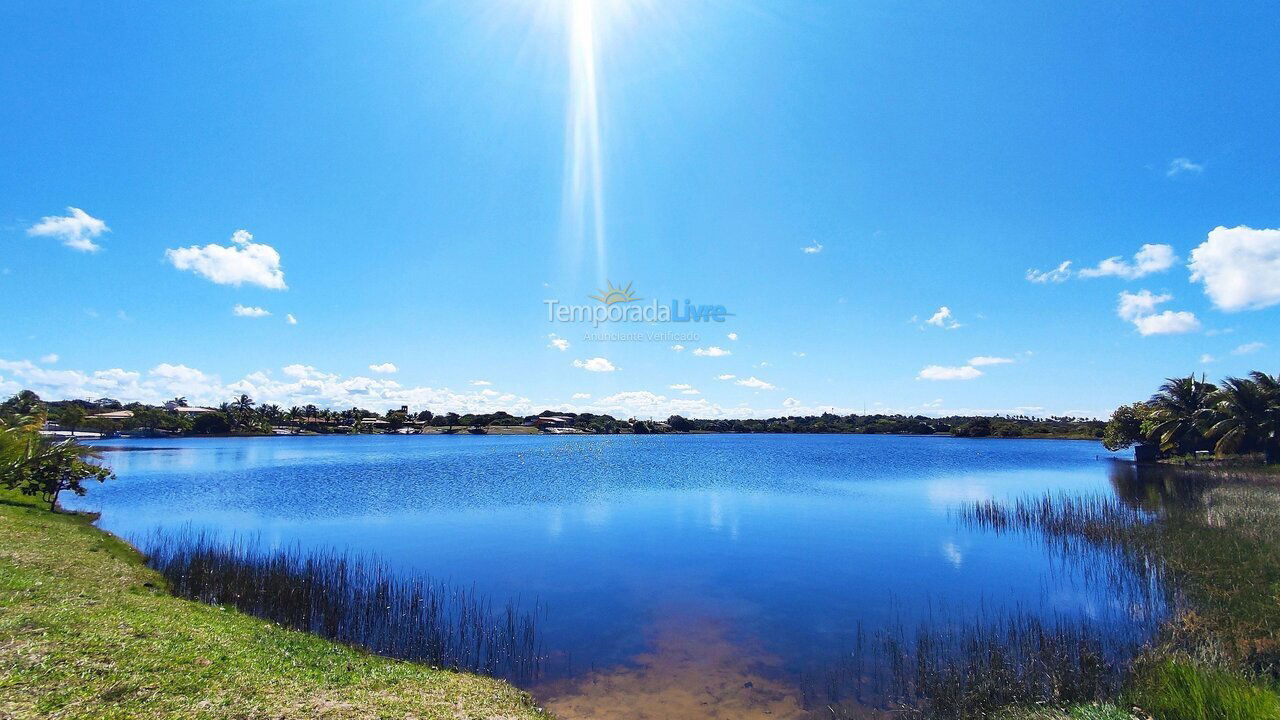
0, 489, 552, 719
1128, 660, 1280, 720
999, 703, 1135, 720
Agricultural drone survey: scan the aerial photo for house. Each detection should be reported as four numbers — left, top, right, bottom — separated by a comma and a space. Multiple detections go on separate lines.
528, 415, 572, 429
173, 406, 218, 415
89, 410, 134, 420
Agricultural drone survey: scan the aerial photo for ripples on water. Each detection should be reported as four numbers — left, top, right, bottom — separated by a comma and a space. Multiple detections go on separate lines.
68, 434, 1163, 718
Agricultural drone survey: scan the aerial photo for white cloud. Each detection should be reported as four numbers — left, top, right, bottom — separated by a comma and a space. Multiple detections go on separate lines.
802, 241, 824, 254
27, 207, 108, 252
150, 363, 212, 386
917, 365, 983, 381
716, 374, 736, 381
1200, 354, 1216, 364
40, 354, 58, 364
669, 384, 693, 390
0, 358, 536, 415
1233, 342, 1266, 356
1026, 261, 1072, 283
1116, 290, 1200, 335
1117, 290, 1171, 321
692, 346, 731, 357
232, 304, 271, 317
782, 397, 801, 408
968, 356, 1013, 366
735, 376, 775, 390
571, 392, 591, 399
1079, 244, 1176, 280
792, 351, 806, 358
368, 363, 398, 374
286, 313, 298, 325
547, 333, 570, 351
282, 364, 324, 380
680, 389, 700, 395
727, 333, 738, 341
165, 229, 287, 290
670, 344, 685, 352
925, 306, 963, 330
1133, 311, 1201, 336
1167, 157, 1204, 177
572, 357, 616, 372
1189, 226, 1280, 312
471, 380, 493, 386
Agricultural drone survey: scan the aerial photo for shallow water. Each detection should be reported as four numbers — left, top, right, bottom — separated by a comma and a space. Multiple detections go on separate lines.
67, 433, 1148, 716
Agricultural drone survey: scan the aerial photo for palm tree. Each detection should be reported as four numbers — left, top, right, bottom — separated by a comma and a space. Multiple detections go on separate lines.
1147, 374, 1218, 454
1203, 376, 1278, 460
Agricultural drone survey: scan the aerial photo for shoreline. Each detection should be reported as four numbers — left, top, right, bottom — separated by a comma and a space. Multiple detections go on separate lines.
0, 487, 552, 719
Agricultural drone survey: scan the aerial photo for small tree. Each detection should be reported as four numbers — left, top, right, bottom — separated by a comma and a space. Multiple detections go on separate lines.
1102, 403, 1149, 451
59, 404, 87, 436
1, 415, 113, 511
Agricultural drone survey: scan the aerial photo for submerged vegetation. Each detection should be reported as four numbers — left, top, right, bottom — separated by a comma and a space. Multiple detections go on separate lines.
805, 611, 1150, 718
143, 532, 544, 684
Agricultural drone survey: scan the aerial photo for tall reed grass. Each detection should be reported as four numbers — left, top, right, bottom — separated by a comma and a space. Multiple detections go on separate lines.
807, 608, 1159, 719
142, 531, 543, 683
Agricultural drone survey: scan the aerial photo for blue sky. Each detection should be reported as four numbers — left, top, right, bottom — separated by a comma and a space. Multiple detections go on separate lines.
2, 1, 1279, 418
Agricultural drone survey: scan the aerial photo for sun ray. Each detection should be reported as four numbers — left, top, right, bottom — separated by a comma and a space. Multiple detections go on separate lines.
564, 0, 606, 285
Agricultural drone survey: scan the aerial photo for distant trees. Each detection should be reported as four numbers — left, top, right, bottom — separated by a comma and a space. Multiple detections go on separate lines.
667, 415, 694, 432
192, 413, 231, 435
58, 405, 86, 437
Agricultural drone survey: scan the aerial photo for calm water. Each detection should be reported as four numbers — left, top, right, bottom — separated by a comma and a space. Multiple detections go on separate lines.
68, 434, 1144, 718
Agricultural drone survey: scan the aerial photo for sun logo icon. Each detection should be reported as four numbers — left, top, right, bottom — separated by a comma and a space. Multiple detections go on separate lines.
590, 280, 640, 305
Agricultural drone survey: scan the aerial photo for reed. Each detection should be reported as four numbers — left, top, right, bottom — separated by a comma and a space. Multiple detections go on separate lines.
141, 531, 543, 683
807, 608, 1158, 719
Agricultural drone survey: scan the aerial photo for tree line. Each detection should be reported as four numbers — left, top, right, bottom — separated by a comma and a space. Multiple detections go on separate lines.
4, 389, 1104, 439
1102, 371, 1280, 463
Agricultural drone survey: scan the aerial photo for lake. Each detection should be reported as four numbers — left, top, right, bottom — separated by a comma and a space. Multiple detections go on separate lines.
66, 433, 1154, 718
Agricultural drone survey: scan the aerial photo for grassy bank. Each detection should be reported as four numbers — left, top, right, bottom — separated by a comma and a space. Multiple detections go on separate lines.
959, 465, 1280, 720
0, 489, 551, 720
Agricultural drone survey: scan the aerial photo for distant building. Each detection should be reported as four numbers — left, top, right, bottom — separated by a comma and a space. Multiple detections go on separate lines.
528, 416, 572, 429
89, 410, 134, 420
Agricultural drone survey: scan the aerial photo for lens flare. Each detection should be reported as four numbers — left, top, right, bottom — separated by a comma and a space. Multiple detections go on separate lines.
564, 0, 606, 284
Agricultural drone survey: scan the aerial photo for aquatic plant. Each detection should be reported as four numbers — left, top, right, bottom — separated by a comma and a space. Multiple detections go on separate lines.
808, 608, 1159, 719
141, 531, 543, 683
